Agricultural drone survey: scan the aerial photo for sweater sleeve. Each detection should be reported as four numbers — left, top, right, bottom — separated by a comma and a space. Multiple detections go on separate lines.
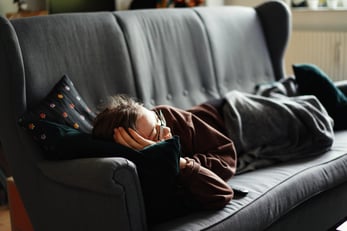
155, 105, 237, 181
179, 157, 233, 209
192, 150, 236, 181
188, 103, 237, 181
154, 105, 237, 209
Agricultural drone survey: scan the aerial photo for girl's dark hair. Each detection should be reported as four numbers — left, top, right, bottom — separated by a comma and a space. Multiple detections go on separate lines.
92, 95, 142, 141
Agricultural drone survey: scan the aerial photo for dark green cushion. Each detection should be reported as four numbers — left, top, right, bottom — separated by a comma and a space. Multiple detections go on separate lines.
293, 63, 347, 130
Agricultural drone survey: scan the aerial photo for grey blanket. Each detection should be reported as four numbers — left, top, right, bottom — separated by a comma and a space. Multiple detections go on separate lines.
223, 90, 334, 174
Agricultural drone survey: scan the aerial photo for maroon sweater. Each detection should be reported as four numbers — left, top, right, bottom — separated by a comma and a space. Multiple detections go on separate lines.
154, 103, 237, 209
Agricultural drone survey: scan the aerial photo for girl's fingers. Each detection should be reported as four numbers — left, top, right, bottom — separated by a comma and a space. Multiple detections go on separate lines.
113, 128, 131, 148
113, 127, 156, 150
119, 128, 143, 150
128, 128, 155, 146
114, 127, 144, 150
113, 128, 119, 142
114, 128, 141, 150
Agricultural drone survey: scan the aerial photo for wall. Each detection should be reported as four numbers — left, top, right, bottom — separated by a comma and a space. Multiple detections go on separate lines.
0, 0, 122, 15
226, 0, 347, 81
224, 0, 265, 6
285, 9, 347, 80
26, 0, 46, 11
0, 0, 16, 16
0, 0, 46, 16
116, 0, 132, 10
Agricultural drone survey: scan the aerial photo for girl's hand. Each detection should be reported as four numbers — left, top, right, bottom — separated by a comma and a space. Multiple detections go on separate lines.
113, 127, 156, 151
179, 157, 187, 170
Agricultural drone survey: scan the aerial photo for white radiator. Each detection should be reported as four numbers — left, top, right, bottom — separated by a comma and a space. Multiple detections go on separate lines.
285, 31, 347, 81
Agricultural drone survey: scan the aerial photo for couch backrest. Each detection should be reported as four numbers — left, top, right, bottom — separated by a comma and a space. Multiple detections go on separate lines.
6, 13, 137, 110
113, 1, 290, 108
115, 9, 219, 109
1, 1, 290, 114
0, 0, 290, 226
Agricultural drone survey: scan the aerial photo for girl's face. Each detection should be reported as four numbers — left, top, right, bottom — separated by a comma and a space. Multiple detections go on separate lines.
135, 107, 172, 142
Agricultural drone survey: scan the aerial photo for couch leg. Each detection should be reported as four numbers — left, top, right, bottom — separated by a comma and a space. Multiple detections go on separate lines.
6, 177, 34, 231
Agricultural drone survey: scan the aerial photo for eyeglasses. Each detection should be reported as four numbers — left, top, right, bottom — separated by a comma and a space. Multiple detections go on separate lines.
154, 110, 166, 141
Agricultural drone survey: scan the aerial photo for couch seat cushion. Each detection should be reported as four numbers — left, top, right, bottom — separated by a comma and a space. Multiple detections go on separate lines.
152, 130, 347, 231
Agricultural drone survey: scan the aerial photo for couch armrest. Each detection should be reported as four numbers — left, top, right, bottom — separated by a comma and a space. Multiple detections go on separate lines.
336, 80, 347, 96
38, 157, 147, 231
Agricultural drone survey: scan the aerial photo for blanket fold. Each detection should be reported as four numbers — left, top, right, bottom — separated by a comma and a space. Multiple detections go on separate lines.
223, 87, 334, 174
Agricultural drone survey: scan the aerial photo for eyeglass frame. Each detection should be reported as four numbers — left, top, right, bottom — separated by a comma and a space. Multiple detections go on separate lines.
154, 110, 166, 141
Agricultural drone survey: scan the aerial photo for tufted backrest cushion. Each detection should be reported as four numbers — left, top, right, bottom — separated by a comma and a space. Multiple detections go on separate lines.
10, 13, 137, 114
195, 7, 275, 94
114, 9, 219, 109
111, 2, 289, 109
7, 2, 289, 115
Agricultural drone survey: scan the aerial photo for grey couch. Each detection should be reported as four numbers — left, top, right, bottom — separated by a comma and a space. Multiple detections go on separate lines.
0, 1, 347, 230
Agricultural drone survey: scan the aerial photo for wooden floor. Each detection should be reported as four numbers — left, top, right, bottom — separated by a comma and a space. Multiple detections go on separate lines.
0, 205, 11, 231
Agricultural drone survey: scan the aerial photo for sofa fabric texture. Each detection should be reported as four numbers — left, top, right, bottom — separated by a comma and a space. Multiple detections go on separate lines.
0, 1, 347, 231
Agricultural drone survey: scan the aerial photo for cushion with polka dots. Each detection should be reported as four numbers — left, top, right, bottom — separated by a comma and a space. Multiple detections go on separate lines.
18, 74, 96, 146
